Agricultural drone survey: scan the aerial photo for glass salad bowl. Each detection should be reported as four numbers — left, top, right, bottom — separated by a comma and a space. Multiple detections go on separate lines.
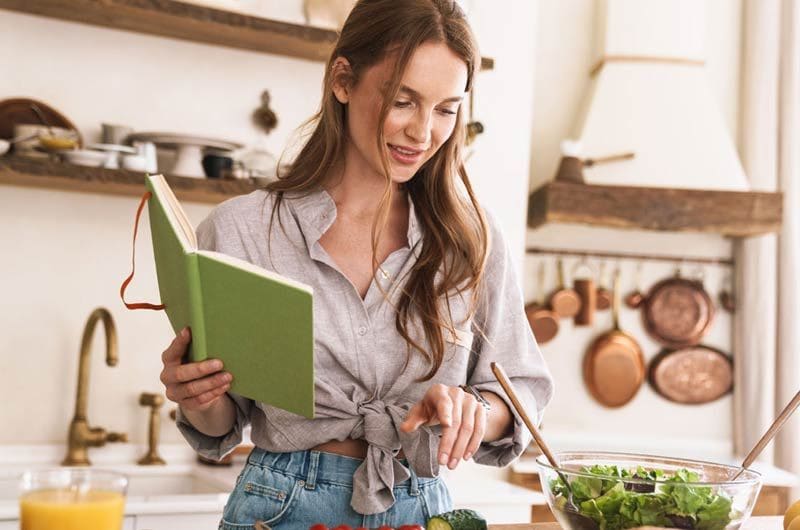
536, 451, 762, 530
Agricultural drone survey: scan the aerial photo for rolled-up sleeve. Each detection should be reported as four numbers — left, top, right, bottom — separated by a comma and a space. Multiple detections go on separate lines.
172, 208, 255, 460
175, 392, 252, 460
468, 211, 554, 466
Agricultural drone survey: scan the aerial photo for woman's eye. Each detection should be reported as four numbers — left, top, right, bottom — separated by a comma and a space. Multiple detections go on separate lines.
437, 108, 458, 116
394, 100, 412, 108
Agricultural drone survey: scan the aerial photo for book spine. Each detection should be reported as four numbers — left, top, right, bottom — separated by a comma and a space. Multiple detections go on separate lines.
186, 252, 208, 362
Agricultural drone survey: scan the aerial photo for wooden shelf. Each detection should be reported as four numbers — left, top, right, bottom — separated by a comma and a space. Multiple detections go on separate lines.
528, 180, 783, 237
0, 0, 494, 69
0, 156, 259, 204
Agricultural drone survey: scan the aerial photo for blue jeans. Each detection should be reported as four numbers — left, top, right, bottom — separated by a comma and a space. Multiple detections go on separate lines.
219, 448, 453, 529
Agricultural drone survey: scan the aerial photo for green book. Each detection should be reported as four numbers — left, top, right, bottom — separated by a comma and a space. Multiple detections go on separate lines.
145, 174, 315, 418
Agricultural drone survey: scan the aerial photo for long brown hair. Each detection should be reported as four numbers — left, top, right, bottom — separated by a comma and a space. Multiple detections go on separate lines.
266, 0, 489, 380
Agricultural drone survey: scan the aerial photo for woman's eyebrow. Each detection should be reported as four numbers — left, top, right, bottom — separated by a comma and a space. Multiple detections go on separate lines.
399, 84, 464, 104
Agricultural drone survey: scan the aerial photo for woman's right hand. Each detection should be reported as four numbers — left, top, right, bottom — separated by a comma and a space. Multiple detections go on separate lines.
160, 327, 232, 412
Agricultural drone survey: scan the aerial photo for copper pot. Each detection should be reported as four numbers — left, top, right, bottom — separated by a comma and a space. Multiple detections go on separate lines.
572, 260, 597, 326
548, 258, 581, 318
525, 262, 559, 344
583, 270, 645, 408
525, 303, 559, 344
639, 274, 715, 348
648, 345, 733, 404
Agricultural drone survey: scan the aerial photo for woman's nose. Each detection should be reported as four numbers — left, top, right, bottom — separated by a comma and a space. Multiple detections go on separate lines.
405, 110, 432, 145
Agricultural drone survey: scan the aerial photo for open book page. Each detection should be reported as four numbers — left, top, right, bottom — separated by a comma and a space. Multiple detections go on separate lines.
150, 174, 197, 251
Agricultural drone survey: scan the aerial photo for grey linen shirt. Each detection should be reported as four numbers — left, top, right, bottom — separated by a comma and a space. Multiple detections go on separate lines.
175, 187, 554, 515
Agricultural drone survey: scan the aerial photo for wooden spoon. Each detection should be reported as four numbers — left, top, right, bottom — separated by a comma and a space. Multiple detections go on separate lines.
491, 362, 598, 530
732, 389, 800, 480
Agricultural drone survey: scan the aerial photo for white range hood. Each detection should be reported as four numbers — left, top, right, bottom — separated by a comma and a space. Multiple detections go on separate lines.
571, 0, 749, 191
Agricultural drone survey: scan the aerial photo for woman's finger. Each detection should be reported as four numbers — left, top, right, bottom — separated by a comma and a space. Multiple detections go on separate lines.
180, 382, 230, 411
437, 389, 461, 466
161, 328, 191, 366
171, 371, 232, 401
464, 404, 487, 461
448, 395, 477, 466
174, 359, 225, 384
400, 402, 429, 433
434, 386, 454, 428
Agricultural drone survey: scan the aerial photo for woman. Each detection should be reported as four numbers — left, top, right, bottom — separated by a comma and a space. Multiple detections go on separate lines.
159, 0, 554, 527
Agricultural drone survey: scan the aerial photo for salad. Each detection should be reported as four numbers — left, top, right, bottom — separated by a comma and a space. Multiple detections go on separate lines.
549, 465, 736, 530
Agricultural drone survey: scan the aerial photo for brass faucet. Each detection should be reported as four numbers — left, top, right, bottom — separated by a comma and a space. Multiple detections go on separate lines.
62, 307, 128, 466
137, 392, 166, 465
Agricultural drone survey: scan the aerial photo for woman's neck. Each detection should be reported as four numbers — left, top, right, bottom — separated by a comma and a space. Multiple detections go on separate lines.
324, 166, 407, 224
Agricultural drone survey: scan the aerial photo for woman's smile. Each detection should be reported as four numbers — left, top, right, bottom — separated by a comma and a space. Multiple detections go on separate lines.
388, 143, 425, 165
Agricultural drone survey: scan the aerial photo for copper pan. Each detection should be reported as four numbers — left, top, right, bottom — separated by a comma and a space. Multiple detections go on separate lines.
583, 270, 645, 408
548, 258, 581, 318
525, 262, 559, 344
648, 345, 733, 405
640, 270, 715, 348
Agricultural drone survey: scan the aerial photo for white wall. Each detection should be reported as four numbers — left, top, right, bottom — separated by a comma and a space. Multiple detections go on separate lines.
0, 0, 539, 450
526, 0, 742, 458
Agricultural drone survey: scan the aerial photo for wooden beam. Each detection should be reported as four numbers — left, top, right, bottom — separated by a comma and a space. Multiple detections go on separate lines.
0, 0, 336, 62
0, 156, 258, 204
0, 0, 495, 69
527, 181, 783, 237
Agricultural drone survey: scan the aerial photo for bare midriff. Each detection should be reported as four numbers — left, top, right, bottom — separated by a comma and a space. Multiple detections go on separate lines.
311, 438, 405, 460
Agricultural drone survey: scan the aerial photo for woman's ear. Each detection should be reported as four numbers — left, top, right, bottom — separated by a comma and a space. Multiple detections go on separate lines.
331, 57, 353, 104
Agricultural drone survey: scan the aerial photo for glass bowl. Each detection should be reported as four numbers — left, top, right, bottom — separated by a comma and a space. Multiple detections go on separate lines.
536, 451, 762, 530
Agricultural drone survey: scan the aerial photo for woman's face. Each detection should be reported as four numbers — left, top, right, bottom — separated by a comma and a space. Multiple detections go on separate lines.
334, 41, 468, 184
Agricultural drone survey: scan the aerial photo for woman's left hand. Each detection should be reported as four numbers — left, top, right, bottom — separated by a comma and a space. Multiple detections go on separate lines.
399, 384, 487, 470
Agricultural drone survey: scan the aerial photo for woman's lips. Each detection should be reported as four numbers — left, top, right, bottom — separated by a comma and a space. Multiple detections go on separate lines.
388, 143, 424, 165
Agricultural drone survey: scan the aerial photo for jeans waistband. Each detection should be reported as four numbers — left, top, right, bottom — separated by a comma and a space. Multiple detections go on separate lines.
246, 447, 435, 494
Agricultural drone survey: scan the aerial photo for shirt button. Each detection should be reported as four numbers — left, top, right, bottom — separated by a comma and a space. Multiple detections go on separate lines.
357, 326, 367, 336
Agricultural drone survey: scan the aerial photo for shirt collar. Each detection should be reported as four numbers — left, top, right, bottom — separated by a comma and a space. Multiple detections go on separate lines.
285, 187, 422, 249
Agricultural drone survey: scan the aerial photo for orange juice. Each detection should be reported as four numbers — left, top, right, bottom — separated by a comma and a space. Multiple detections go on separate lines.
20, 488, 125, 530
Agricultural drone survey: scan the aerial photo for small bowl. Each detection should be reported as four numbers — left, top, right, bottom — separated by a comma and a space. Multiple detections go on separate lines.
536, 451, 762, 530
62, 149, 108, 167
38, 133, 78, 151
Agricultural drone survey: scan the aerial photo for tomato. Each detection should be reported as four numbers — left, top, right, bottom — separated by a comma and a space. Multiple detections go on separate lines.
398, 526, 424, 530
308, 525, 329, 530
